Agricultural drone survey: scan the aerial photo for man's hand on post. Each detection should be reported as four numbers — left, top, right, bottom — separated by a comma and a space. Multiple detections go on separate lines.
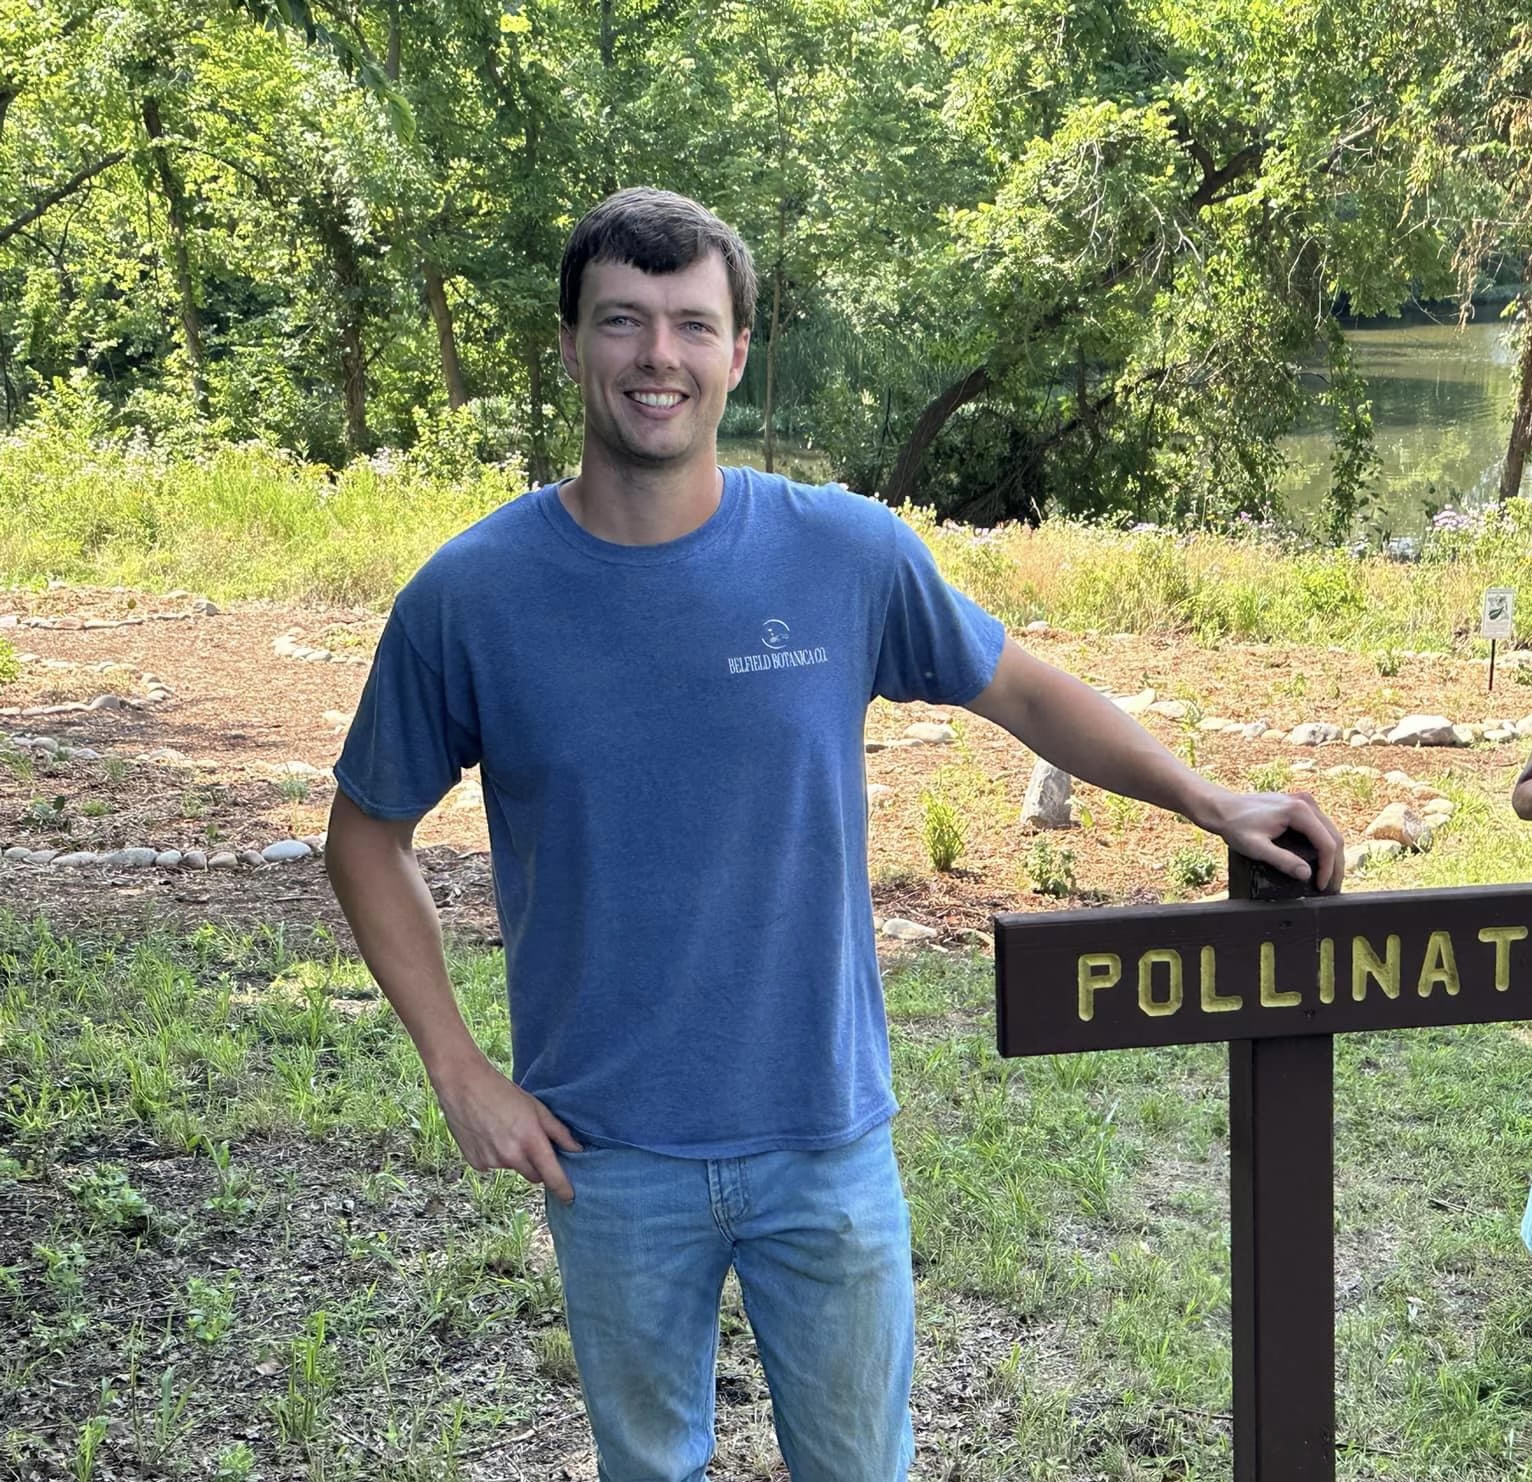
1199, 787, 1345, 893
431, 1059, 583, 1204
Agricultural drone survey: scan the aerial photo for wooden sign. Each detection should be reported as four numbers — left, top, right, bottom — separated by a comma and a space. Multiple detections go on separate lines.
993, 858, 1532, 1482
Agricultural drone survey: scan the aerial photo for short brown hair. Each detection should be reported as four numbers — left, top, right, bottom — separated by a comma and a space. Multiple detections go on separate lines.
559, 188, 757, 334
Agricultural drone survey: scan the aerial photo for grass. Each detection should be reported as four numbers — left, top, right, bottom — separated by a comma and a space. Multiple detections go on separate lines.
1, 427, 1530, 655
6, 893, 1532, 1477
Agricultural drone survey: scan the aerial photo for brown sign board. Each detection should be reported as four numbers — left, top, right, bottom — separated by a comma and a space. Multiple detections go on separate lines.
996, 883, 1532, 1057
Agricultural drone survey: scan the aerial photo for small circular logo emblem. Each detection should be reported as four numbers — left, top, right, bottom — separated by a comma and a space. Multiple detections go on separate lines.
761, 618, 791, 650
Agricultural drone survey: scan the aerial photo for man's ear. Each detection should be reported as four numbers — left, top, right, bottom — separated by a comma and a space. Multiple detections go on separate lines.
559, 322, 581, 383
727, 328, 751, 393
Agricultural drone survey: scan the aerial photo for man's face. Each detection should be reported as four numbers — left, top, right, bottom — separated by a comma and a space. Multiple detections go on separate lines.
560, 252, 750, 472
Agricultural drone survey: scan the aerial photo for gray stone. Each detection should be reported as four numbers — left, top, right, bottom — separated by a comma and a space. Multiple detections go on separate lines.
86, 694, 124, 711
274, 760, 324, 778
191, 598, 219, 615
1025, 620, 1050, 634
1238, 719, 1272, 740
148, 689, 172, 703
99, 847, 159, 868
1147, 699, 1189, 720
32, 736, 58, 753
881, 917, 940, 942
261, 840, 312, 863
1451, 724, 1476, 747
1386, 714, 1459, 747
236, 849, 265, 867
300, 834, 326, 855
1517, 714, 1532, 739
273, 634, 302, 657
3, 845, 30, 861
1197, 717, 1232, 732
864, 740, 887, 753
71, 747, 100, 761
1286, 723, 1342, 746
1021, 758, 1074, 829
52, 852, 97, 867
1348, 732, 1372, 747
23, 850, 58, 864
1364, 803, 1432, 851
181, 850, 208, 871
207, 851, 238, 869
1113, 689, 1156, 715
866, 784, 894, 807
154, 850, 183, 868
903, 722, 955, 744
1485, 728, 1516, 744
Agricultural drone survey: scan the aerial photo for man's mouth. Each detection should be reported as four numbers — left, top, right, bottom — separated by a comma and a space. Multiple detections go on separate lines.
627, 391, 686, 409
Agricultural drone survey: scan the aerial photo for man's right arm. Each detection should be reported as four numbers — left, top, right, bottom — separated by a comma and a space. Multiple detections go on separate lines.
324, 790, 580, 1200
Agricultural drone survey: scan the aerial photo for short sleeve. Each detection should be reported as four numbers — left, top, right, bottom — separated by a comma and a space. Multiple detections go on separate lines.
872, 511, 1007, 704
333, 613, 482, 820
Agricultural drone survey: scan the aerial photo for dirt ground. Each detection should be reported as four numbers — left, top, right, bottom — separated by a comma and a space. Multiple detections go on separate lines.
2, 582, 1529, 949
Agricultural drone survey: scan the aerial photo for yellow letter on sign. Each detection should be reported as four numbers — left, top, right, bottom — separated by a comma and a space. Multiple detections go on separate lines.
1078, 954, 1122, 1021
1138, 949, 1184, 1017
1415, 931, 1460, 997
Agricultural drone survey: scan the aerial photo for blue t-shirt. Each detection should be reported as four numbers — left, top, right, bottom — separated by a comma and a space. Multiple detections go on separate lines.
334, 467, 1006, 1157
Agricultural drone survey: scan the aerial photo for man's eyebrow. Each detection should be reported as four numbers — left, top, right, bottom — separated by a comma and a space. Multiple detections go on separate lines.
591, 299, 722, 322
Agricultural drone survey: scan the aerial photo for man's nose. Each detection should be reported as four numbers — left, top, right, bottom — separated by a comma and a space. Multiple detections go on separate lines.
637, 322, 680, 368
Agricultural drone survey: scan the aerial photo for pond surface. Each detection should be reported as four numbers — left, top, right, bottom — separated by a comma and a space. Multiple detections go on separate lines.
1279, 317, 1521, 534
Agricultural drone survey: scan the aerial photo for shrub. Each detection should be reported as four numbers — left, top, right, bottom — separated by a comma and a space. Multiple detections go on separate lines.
0, 634, 17, 689
1166, 848, 1218, 889
1025, 837, 1077, 897
921, 791, 966, 872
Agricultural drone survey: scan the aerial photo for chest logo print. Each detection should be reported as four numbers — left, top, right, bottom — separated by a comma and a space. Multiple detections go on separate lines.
726, 616, 831, 676
762, 618, 791, 650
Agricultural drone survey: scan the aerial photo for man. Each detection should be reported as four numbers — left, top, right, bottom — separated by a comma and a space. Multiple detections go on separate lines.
326, 187, 1344, 1482
1514, 753, 1532, 820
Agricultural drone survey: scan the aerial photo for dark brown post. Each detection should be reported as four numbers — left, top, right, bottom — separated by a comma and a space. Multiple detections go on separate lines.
1228, 835, 1334, 1482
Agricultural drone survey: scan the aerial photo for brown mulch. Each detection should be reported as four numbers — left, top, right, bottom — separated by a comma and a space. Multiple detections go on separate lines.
3, 585, 1530, 949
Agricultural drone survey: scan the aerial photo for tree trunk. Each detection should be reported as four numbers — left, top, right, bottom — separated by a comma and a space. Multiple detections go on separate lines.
526, 343, 552, 486
384, 0, 401, 82
424, 262, 468, 409
882, 367, 992, 505
763, 255, 783, 473
141, 97, 209, 416
315, 208, 370, 455
1501, 297, 1532, 504
599, 0, 615, 67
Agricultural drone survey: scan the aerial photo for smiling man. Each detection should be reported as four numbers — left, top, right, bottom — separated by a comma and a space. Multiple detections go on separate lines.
324, 188, 1344, 1482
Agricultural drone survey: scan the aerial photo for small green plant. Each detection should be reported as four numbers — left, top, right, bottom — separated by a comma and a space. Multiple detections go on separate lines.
1275, 670, 1309, 699
27, 794, 69, 830
0, 634, 18, 687
36, 1241, 87, 1306
79, 798, 111, 818
102, 757, 128, 783
920, 791, 967, 872
184, 1274, 238, 1343
71, 1412, 108, 1482
275, 774, 310, 804
179, 789, 207, 819
1, 745, 34, 781
1024, 837, 1077, 897
70, 1167, 151, 1233
202, 822, 223, 845
271, 1311, 335, 1444
532, 1325, 580, 1383
1372, 647, 1402, 677
200, 1139, 258, 1219
1103, 794, 1145, 831
1248, 761, 1293, 793
213, 1443, 255, 1482
1166, 847, 1218, 889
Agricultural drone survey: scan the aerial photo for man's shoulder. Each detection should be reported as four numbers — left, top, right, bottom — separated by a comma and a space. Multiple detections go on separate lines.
725, 466, 897, 543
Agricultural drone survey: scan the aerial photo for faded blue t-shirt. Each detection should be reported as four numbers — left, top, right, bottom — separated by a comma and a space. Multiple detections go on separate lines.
334, 468, 1006, 1157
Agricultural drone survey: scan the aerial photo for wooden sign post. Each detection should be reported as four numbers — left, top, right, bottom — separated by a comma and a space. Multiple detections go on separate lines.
993, 844, 1532, 1481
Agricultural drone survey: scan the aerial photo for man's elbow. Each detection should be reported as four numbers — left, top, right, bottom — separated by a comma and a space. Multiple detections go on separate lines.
1514, 779, 1532, 822
325, 790, 418, 879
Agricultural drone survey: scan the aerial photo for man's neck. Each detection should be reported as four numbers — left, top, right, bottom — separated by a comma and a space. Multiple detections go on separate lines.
558, 445, 723, 547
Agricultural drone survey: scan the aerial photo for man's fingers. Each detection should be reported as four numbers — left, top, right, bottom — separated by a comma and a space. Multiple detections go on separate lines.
527, 1138, 575, 1204
539, 1105, 583, 1154
1287, 791, 1344, 891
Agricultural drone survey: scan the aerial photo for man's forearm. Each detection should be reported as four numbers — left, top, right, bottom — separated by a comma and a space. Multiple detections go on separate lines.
1515, 759, 1532, 821
325, 796, 487, 1081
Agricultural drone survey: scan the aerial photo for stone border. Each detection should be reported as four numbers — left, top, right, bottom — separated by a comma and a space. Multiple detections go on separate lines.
0, 836, 326, 872
273, 632, 369, 666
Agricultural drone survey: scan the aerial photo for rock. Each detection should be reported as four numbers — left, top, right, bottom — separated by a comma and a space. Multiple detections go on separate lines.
72, 748, 100, 761
207, 851, 239, 870
273, 634, 302, 657
1348, 733, 1371, 747
1420, 798, 1455, 820
1113, 689, 1156, 715
1386, 715, 1459, 747
866, 784, 894, 806
1024, 621, 1050, 634
881, 918, 940, 942
903, 722, 956, 744
1148, 699, 1189, 720
1286, 723, 1342, 746
1348, 839, 1405, 872
182, 850, 208, 871
3, 845, 30, 861
1487, 728, 1517, 744
1237, 719, 1272, 740
1517, 714, 1532, 739
1343, 843, 1369, 873
1021, 759, 1074, 829
864, 741, 887, 753
1261, 728, 1286, 741
148, 689, 172, 703
1451, 724, 1476, 747
86, 694, 125, 711
322, 710, 353, 731
1197, 717, 1232, 732
191, 598, 219, 615
1291, 759, 1317, 772
237, 849, 265, 867
1384, 771, 1414, 786
300, 834, 326, 855
23, 850, 58, 864
261, 840, 312, 863
1368, 734, 1391, 746
1406, 782, 1446, 801
53, 852, 97, 867
99, 847, 158, 868
1363, 803, 1432, 851
154, 850, 183, 868
274, 760, 325, 778
32, 736, 58, 753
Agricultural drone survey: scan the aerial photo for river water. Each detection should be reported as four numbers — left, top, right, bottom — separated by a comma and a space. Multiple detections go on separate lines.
1279, 317, 1520, 534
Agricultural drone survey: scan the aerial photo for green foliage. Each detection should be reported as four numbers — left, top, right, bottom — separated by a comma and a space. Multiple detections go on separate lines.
1024, 837, 1077, 897
0, 636, 18, 689
1165, 848, 1218, 889
69, 1167, 151, 1234
921, 790, 967, 873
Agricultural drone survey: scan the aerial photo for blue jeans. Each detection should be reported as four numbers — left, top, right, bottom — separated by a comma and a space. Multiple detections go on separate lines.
544, 1121, 916, 1482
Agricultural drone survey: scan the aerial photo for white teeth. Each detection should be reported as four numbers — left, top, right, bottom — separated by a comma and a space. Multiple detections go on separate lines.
631, 392, 682, 408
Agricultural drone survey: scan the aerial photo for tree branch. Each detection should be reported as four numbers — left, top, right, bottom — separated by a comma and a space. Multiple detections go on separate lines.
0, 152, 128, 248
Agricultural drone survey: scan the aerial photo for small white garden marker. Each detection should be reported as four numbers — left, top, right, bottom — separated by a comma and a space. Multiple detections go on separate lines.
1482, 587, 1514, 691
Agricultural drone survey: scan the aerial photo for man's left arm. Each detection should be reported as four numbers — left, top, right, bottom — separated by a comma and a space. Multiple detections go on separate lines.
1513, 752, 1532, 821
965, 638, 1345, 891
